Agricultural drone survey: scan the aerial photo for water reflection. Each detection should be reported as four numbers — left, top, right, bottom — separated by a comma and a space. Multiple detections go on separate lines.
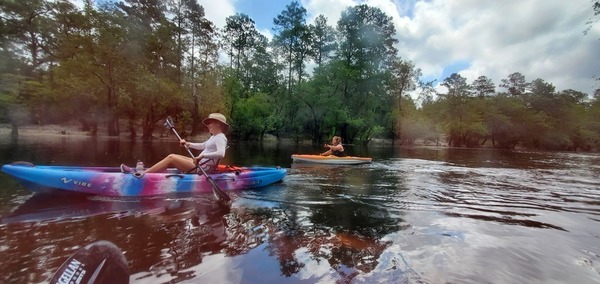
1, 137, 600, 283
1, 190, 396, 283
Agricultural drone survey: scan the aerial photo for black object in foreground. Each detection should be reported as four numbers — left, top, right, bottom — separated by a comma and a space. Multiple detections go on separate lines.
50, 240, 129, 284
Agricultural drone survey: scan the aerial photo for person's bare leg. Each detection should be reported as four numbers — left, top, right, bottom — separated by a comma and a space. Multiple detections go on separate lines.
144, 154, 196, 173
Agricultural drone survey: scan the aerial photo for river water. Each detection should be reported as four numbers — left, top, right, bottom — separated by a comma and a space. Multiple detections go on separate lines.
0, 135, 599, 283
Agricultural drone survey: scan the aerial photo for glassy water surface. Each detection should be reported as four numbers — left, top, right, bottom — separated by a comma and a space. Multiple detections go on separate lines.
0, 135, 599, 283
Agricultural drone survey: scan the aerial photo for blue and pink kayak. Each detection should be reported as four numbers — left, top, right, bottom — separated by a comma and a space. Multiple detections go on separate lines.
1, 162, 287, 197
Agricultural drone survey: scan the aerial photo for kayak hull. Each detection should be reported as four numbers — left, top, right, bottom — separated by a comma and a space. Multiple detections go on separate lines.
291, 154, 372, 165
1, 162, 287, 197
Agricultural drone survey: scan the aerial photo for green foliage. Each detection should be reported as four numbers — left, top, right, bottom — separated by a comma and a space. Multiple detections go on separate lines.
482, 95, 523, 148
588, 90, 600, 149
272, 0, 311, 103
499, 72, 529, 97
223, 13, 260, 74
0, 73, 29, 125
222, 69, 243, 105
233, 93, 277, 139
309, 14, 337, 67
331, 4, 398, 144
472, 76, 495, 97
0, 0, 596, 152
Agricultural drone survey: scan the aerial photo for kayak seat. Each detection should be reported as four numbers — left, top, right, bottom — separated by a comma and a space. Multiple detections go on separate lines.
217, 164, 243, 175
184, 158, 221, 174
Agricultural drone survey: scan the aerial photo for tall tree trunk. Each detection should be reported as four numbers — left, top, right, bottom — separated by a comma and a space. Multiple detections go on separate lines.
11, 123, 18, 141
107, 87, 119, 136
190, 34, 201, 137
340, 123, 349, 145
191, 95, 201, 136
107, 114, 119, 136
142, 109, 155, 140
127, 112, 136, 139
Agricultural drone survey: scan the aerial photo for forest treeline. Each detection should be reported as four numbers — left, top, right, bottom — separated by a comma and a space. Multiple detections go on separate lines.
1, 0, 599, 151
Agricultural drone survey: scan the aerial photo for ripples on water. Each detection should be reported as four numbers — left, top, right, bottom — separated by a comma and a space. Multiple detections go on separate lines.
0, 142, 599, 283
237, 151, 599, 283
366, 153, 600, 283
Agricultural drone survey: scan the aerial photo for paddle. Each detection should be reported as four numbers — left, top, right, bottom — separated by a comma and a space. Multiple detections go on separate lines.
50, 240, 129, 284
164, 116, 231, 204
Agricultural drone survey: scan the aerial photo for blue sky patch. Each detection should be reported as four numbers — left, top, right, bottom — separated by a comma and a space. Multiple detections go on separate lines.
440, 60, 471, 81
236, 0, 296, 31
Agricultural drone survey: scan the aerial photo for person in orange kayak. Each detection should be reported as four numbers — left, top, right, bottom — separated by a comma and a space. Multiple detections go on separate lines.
320, 136, 346, 157
121, 113, 229, 174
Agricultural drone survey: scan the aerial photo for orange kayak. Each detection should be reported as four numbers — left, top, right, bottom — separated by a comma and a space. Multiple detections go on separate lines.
291, 154, 372, 165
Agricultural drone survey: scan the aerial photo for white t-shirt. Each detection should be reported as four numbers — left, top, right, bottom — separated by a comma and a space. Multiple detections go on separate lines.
188, 133, 227, 166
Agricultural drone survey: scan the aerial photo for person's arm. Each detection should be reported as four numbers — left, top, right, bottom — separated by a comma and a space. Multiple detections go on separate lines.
329, 144, 343, 151
180, 139, 204, 150
201, 135, 227, 159
194, 135, 227, 161
321, 143, 332, 156
187, 141, 206, 150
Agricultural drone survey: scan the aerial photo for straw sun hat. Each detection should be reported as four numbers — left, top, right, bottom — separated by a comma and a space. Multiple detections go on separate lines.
202, 113, 229, 128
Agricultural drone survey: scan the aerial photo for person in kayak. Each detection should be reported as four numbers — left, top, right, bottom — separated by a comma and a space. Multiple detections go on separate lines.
320, 136, 346, 157
121, 113, 229, 174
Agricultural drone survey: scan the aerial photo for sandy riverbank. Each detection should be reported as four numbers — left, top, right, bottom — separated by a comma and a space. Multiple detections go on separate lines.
0, 123, 194, 142
0, 123, 448, 147
0, 124, 89, 137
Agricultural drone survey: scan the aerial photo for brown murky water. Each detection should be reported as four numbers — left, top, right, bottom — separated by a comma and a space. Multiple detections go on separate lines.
0, 136, 599, 283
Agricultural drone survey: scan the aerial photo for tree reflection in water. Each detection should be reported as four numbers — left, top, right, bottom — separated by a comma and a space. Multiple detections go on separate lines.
1, 188, 397, 283
135, 201, 396, 283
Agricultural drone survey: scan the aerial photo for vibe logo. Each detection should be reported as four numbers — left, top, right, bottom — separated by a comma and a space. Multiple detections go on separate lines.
61, 177, 93, 188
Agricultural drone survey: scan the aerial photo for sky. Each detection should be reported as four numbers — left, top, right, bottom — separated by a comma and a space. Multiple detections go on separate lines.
195, 0, 600, 96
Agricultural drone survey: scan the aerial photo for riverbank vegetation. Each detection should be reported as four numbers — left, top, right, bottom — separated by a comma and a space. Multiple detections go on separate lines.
1, 1, 599, 151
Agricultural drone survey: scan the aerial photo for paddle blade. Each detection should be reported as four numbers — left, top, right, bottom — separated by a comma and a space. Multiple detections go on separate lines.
50, 240, 129, 284
164, 116, 174, 129
207, 176, 232, 204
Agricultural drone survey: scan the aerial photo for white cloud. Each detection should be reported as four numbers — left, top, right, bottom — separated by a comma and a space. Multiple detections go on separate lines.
257, 27, 274, 41
300, 0, 599, 94
214, 0, 599, 95
302, 0, 355, 24
196, 0, 236, 29
391, 0, 600, 94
